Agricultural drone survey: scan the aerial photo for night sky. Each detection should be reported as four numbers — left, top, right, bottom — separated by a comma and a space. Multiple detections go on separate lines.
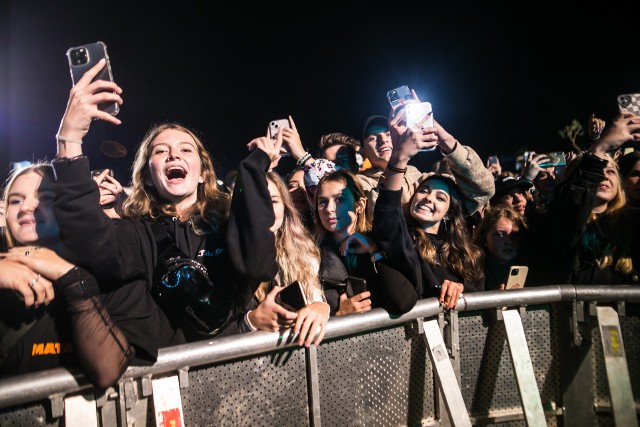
3, 2, 639, 185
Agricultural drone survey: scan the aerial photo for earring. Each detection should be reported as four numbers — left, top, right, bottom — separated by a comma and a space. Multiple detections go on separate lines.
442, 215, 449, 233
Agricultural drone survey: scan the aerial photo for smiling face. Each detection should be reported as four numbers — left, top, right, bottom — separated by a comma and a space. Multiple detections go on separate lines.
360, 130, 392, 170
316, 179, 363, 241
410, 178, 452, 233
145, 128, 204, 210
5, 170, 59, 247
485, 217, 522, 263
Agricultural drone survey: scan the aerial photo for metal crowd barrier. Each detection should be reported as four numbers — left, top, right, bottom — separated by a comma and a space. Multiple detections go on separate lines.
0, 285, 639, 426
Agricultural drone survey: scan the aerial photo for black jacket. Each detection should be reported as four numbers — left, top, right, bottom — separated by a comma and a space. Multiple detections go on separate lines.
374, 185, 484, 298
52, 149, 278, 354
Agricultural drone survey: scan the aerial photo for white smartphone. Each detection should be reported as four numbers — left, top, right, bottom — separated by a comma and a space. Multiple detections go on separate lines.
505, 266, 529, 290
268, 118, 291, 157
268, 118, 290, 139
66, 41, 119, 116
405, 102, 435, 152
405, 102, 433, 128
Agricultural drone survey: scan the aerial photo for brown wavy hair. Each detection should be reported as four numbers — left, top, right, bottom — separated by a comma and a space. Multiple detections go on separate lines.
408, 177, 484, 283
122, 122, 230, 232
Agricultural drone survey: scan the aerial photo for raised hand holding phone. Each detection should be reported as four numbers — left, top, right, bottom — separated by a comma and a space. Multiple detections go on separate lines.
67, 41, 119, 116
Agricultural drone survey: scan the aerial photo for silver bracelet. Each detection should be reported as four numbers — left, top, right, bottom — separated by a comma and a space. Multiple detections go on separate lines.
296, 152, 312, 167
56, 134, 83, 145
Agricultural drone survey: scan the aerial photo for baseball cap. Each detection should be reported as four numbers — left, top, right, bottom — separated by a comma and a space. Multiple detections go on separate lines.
362, 115, 389, 142
418, 172, 461, 201
492, 176, 533, 201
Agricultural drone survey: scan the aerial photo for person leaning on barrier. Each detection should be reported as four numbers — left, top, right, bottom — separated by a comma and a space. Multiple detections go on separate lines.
221, 170, 330, 347
473, 205, 529, 291
313, 169, 418, 316
373, 102, 491, 309
0, 163, 138, 389
51, 59, 279, 351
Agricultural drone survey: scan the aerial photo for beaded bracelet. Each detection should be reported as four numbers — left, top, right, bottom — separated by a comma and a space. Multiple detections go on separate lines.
386, 163, 407, 174
56, 134, 83, 145
296, 151, 312, 167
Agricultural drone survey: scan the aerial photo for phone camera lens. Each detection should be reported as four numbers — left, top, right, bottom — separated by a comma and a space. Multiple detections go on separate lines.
71, 48, 88, 66
620, 96, 631, 108
389, 91, 400, 102
511, 269, 519, 275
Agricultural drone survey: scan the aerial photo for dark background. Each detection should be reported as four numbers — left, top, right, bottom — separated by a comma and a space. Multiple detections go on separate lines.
1, 2, 638, 186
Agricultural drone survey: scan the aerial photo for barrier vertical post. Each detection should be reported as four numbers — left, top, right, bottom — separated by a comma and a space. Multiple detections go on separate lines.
502, 308, 547, 427
420, 318, 472, 427
596, 306, 638, 427
306, 344, 322, 427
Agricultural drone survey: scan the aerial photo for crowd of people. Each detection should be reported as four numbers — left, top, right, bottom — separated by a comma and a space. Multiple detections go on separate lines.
1, 59, 639, 390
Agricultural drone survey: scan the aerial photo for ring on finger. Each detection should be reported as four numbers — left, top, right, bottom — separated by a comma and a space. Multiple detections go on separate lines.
29, 273, 41, 289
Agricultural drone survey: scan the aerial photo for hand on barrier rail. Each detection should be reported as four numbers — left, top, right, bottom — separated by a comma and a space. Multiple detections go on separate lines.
439, 279, 463, 309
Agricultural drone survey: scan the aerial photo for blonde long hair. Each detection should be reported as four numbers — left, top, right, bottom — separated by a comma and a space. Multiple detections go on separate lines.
583, 156, 631, 273
122, 122, 230, 231
255, 171, 324, 303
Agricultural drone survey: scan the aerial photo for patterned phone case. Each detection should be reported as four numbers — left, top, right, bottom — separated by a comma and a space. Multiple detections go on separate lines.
617, 93, 640, 115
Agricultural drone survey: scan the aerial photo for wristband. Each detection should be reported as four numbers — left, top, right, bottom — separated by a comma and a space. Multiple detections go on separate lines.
386, 163, 407, 174
244, 310, 258, 332
53, 154, 85, 162
296, 152, 312, 167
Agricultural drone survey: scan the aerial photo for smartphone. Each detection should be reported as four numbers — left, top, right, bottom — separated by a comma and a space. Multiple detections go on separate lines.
275, 281, 308, 312
268, 118, 291, 157
345, 276, 367, 298
91, 168, 114, 179
539, 152, 567, 168
405, 102, 435, 152
617, 93, 640, 116
268, 119, 290, 139
487, 155, 499, 166
66, 41, 119, 116
405, 102, 433, 128
505, 266, 529, 290
386, 85, 412, 107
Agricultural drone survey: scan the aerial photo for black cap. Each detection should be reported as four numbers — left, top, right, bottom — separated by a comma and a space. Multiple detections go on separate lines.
491, 176, 533, 201
362, 115, 389, 142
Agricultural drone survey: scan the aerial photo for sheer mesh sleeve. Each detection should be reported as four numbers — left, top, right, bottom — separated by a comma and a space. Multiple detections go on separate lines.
55, 267, 134, 389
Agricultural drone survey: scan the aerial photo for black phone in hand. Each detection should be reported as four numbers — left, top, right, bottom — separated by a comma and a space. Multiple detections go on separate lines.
275, 281, 307, 312
346, 277, 367, 298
